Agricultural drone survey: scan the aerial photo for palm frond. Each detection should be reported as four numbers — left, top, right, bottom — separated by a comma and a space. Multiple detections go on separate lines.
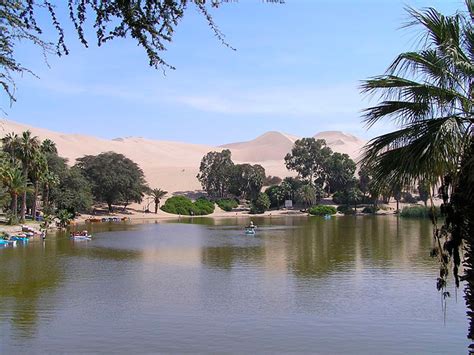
362, 115, 467, 187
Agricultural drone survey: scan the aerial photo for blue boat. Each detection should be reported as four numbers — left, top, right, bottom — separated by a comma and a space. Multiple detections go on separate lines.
245, 227, 256, 235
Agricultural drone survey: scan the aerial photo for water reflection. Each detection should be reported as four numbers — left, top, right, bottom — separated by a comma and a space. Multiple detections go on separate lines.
0, 216, 468, 353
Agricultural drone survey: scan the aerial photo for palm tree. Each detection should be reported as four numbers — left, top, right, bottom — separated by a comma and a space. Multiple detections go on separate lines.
1, 163, 30, 223
361, 3, 473, 188
361, 1, 474, 343
2, 132, 20, 163
149, 188, 168, 214
17, 131, 40, 221
29, 151, 48, 221
41, 139, 57, 155
41, 171, 60, 213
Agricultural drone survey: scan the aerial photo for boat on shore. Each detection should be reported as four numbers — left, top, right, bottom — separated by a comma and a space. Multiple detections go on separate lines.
0, 239, 17, 247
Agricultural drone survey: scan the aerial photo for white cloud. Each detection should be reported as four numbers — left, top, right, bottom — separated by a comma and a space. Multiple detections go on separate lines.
173, 84, 366, 116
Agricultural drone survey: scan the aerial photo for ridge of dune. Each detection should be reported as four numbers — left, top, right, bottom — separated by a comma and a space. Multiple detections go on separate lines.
313, 131, 366, 159
221, 131, 299, 162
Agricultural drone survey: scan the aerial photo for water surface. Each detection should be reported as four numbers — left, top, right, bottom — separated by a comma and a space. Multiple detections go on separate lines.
0, 216, 468, 353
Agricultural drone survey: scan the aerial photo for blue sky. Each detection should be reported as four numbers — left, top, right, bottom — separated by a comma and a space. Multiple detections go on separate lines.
1, 0, 461, 145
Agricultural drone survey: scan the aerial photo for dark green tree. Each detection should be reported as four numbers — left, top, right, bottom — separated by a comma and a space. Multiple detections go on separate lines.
265, 185, 286, 209
75, 152, 148, 212
281, 177, 304, 201
360, 1, 474, 344
250, 192, 270, 214
149, 188, 168, 214
296, 184, 319, 208
230, 163, 266, 200
285, 138, 332, 187
197, 149, 234, 198
53, 167, 93, 215
326, 152, 356, 193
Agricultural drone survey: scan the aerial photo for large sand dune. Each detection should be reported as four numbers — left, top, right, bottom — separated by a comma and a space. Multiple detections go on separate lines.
0, 119, 366, 196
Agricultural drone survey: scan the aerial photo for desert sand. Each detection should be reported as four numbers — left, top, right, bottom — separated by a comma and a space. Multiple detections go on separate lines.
0, 119, 366, 208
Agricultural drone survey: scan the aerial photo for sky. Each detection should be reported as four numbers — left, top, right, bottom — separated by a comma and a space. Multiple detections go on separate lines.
1, 0, 462, 145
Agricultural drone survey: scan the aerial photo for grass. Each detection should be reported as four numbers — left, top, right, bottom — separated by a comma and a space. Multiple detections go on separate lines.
400, 205, 440, 218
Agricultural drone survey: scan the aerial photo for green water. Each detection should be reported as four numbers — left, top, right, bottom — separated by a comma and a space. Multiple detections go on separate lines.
0, 216, 468, 353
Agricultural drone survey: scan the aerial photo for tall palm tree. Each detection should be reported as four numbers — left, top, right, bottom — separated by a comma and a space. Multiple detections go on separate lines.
17, 131, 40, 221
361, 1, 474, 344
2, 132, 20, 164
41, 139, 57, 155
1, 163, 30, 223
41, 171, 59, 213
29, 151, 48, 221
149, 188, 168, 214
361, 2, 473, 188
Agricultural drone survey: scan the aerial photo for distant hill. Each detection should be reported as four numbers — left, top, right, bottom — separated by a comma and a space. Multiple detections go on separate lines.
221, 131, 299, 162
0, 119, 366, 194
313, 131, 365, 159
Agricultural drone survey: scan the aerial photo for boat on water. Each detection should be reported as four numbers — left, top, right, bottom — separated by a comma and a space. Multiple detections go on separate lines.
245, 227, 256, 235
70, 231, 92, 240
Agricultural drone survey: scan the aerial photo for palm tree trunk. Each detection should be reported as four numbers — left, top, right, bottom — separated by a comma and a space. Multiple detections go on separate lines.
44, 184, 50, 211
20, 191, 27, 222
11, 193, 17, 219
32, 181, 39, 221
20, 166, 28, 222
154, 202, 158, 214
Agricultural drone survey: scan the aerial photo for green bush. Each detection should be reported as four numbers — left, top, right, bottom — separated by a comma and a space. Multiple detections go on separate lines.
337, 205, 355, 215
308, 205, 337, 216
161, 196, 215, 216
216, 198, 239, 212
361, 206, 378, 214
250, 192, 271, 214
400, 205, 440, 218
193, 197, 215, 215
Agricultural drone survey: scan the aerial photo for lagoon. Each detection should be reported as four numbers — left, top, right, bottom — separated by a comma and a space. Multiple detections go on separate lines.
0, 216, 468, 353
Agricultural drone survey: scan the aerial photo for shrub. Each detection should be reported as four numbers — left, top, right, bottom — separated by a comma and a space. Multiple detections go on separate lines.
308, 205, 337, 216
361, 206, 378, 214
216, 198, 239, 212
161, 196, 215, 216
193, 197, 215, 215
337, 205, 355, 215
400, 205, 440, 218
250, 192, 271, 214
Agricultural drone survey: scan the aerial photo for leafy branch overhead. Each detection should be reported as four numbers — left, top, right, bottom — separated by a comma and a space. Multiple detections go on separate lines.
1, 0, 284, 104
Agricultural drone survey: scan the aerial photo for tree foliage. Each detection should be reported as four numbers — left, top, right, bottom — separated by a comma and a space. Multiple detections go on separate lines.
197, 149, 234, 198
75, 152, 148, 211
265, 185, 286, 209
161, 195, 215, 215
360, 1, 474, 342
284, 138, 332, 186
250, 192, 270, 214
230, 163, 266, 200
326, 152, 356, 193
53, 167, 93, 215
149, 188, 167, 214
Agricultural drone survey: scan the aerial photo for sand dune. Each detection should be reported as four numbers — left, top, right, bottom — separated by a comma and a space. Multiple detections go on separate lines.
313, 131, 366, 160
0, 119, 366, 196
